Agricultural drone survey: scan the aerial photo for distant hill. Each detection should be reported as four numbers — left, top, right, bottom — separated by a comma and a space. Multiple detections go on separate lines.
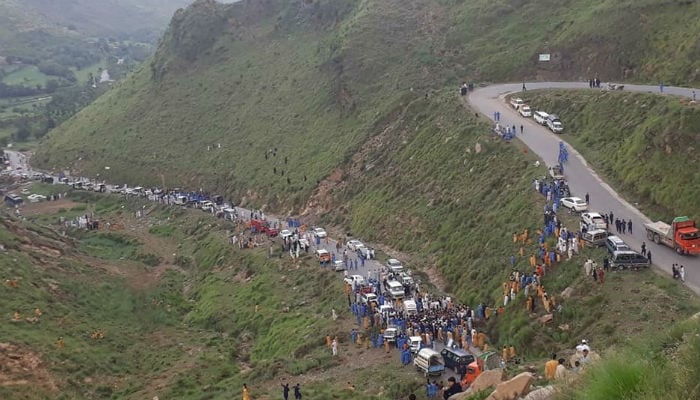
0, 0, 191, 44
21, 0, 193, 40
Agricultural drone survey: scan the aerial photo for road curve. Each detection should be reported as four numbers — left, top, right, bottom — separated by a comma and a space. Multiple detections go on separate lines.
468, 82, 700, 294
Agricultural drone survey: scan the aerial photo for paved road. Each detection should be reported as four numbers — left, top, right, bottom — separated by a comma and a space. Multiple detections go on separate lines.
4, 150, 29, 171
468, 82, 700, 294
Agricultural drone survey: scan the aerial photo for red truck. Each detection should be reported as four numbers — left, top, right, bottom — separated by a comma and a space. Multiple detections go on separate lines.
250, 219, 278, 237
644, 216, 700, 255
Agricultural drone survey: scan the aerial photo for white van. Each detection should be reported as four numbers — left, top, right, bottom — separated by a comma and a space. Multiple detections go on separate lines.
519, 105, 532, 117
409, 336, 423, 353
387, 280, 405, 298
404, 299, 418, 315
533, 111, 549, 125
386, 258, 404, 274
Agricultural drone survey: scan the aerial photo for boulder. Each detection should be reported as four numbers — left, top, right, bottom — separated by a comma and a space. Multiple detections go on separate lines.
538, 314, 553, 324
561, 286, 574, 299
490, 372, 535, 400
471, 368, 506, 392
522, 386, 557, 400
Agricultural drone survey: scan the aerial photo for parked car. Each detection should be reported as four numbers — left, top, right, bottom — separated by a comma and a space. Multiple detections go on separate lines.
313, 227, 327, 238
609, 250, 650, 270
546, 114, 564, 133
344, 274, 365, 286
581, 229, 609, 247
560, 197, 587, 212
519, 105, 532, 117
509, 97, 524, 109
280, 229, 293, 240
332, 259, 345, 271
346, 239, 364, 251
605, 235, 630, 254
581, 212, 608, 231
441, 348, 475, 373
386, 258, 404, 274
315, 249, 331, 263
533, 111, 549, 125
361, 293, 378, 306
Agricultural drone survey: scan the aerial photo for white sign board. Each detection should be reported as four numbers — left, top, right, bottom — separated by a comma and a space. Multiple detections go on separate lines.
539, 54, 551, 62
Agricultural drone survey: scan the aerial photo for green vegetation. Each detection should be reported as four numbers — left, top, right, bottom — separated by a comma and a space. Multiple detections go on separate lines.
13, 0, 700, 398
560, 316, 700, 400
36, 0, 700, 202
522, 90, 700, 221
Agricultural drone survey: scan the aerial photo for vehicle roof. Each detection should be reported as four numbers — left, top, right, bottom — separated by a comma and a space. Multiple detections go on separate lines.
607, 235, 625, 243
535, 111, 549, 115
563, 197, 583, 201
409, 336, 422, 341
583, 212, 603, 218
585, 229, 608, 235
387, 258, 401, 264
612, 250, 645, 257
316, 249, 329, 254
417, 348, 441, 357
442, 347, 472, 356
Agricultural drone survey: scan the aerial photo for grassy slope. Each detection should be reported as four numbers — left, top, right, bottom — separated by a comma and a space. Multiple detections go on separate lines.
0, 193, 351, 399
522, 90, 700, 222
34, 0, 700, 205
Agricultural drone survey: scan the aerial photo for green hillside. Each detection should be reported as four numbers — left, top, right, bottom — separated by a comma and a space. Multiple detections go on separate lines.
34, 0, 700, 204
522, 90, 700, 222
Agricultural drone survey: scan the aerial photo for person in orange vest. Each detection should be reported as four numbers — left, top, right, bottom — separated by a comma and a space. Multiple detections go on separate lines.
484, 307, 492, 320
509, 345, 516, 360
57, 337, 65, 350
502, 345, 509, 363
384, 340, 390, 353
519, 246, 524, 257
326, 335, 332, 349
242, 383, 251, 400
526, 296, 533, 314
544, 354, 558, 380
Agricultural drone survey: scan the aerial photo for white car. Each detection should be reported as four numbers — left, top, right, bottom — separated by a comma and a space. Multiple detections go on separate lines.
581, 212, 607, 231
346, 239, 364, 251
361, 293, 378, 305
386, 258, 404, 274
343, 274, 365, 286
313, 227, 327, 238
519, 105, 532, 117
280, 229, 293, 240
332, 259, 345, 271
560, 197, 588, 212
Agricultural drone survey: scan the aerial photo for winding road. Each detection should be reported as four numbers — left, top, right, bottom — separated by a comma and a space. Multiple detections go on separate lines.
468, 82, 700, 294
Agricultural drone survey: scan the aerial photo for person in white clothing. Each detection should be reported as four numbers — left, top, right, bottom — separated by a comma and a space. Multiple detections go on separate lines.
680, 265, 686, 282
575, 339, 590, 353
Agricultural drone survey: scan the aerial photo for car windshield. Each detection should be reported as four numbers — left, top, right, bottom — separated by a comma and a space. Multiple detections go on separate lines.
681, 232, 700, 240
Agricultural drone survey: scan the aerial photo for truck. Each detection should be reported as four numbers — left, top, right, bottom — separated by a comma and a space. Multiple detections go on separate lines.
644, 216, 700, 255
460, 351, 503, 389
250, 219, 279, 237
414, 348, 445, 376
509, 97, 524, 109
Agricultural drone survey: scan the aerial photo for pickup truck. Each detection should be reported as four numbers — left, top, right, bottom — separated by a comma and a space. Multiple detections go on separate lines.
510, 97, 524, 109
644, 216, 700, 255
250, 219, 278, 236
